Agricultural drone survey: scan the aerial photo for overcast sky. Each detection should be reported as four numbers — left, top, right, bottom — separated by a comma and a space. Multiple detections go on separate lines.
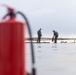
0, 0, 76, 38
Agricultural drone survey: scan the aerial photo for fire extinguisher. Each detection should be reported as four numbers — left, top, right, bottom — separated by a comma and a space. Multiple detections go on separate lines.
0, 5, 36, 75
52, 37, 54, 42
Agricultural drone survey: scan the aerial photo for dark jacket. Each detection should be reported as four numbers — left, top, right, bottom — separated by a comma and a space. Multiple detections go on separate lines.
53, 31, 58, 37
37, 29, 42, 36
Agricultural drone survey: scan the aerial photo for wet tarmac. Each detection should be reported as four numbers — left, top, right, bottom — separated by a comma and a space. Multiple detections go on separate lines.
26, 43, 76, 75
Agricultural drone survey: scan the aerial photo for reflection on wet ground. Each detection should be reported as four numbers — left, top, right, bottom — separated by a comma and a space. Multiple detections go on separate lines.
26, 43, 76, 75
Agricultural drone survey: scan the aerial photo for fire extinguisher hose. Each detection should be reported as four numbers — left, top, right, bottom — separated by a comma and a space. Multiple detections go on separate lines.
16, 11, 36, 75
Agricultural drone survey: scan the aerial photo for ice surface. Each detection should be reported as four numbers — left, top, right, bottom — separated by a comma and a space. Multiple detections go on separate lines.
25, 42, 76, 75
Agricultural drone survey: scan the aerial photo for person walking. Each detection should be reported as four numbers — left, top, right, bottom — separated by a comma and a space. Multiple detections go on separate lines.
37, 28, 42, 43
52, 30, 58, 43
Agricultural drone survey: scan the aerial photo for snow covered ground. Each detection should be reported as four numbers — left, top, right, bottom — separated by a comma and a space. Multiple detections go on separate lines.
26, 42, 76, 75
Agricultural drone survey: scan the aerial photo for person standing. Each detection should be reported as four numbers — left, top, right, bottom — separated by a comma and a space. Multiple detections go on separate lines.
37, 28, 42, 43
52, 30, 58, 43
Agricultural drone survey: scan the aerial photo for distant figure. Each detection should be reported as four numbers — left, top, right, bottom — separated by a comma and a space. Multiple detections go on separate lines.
52, 30, 58, 43
37, 28, 42, 43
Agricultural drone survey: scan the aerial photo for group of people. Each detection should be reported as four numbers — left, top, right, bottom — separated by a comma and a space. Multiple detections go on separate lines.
37, 28, 59, 43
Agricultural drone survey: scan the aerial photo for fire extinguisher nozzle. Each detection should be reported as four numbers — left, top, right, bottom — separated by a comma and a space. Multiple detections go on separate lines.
16, 11, 36, 75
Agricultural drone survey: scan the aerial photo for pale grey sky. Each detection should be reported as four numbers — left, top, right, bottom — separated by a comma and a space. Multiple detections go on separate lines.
0, 0, 76, 37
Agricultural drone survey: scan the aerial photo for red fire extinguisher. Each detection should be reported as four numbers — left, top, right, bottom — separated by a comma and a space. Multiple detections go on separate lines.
52, 37, 54, 42
0, 5, 36, 75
